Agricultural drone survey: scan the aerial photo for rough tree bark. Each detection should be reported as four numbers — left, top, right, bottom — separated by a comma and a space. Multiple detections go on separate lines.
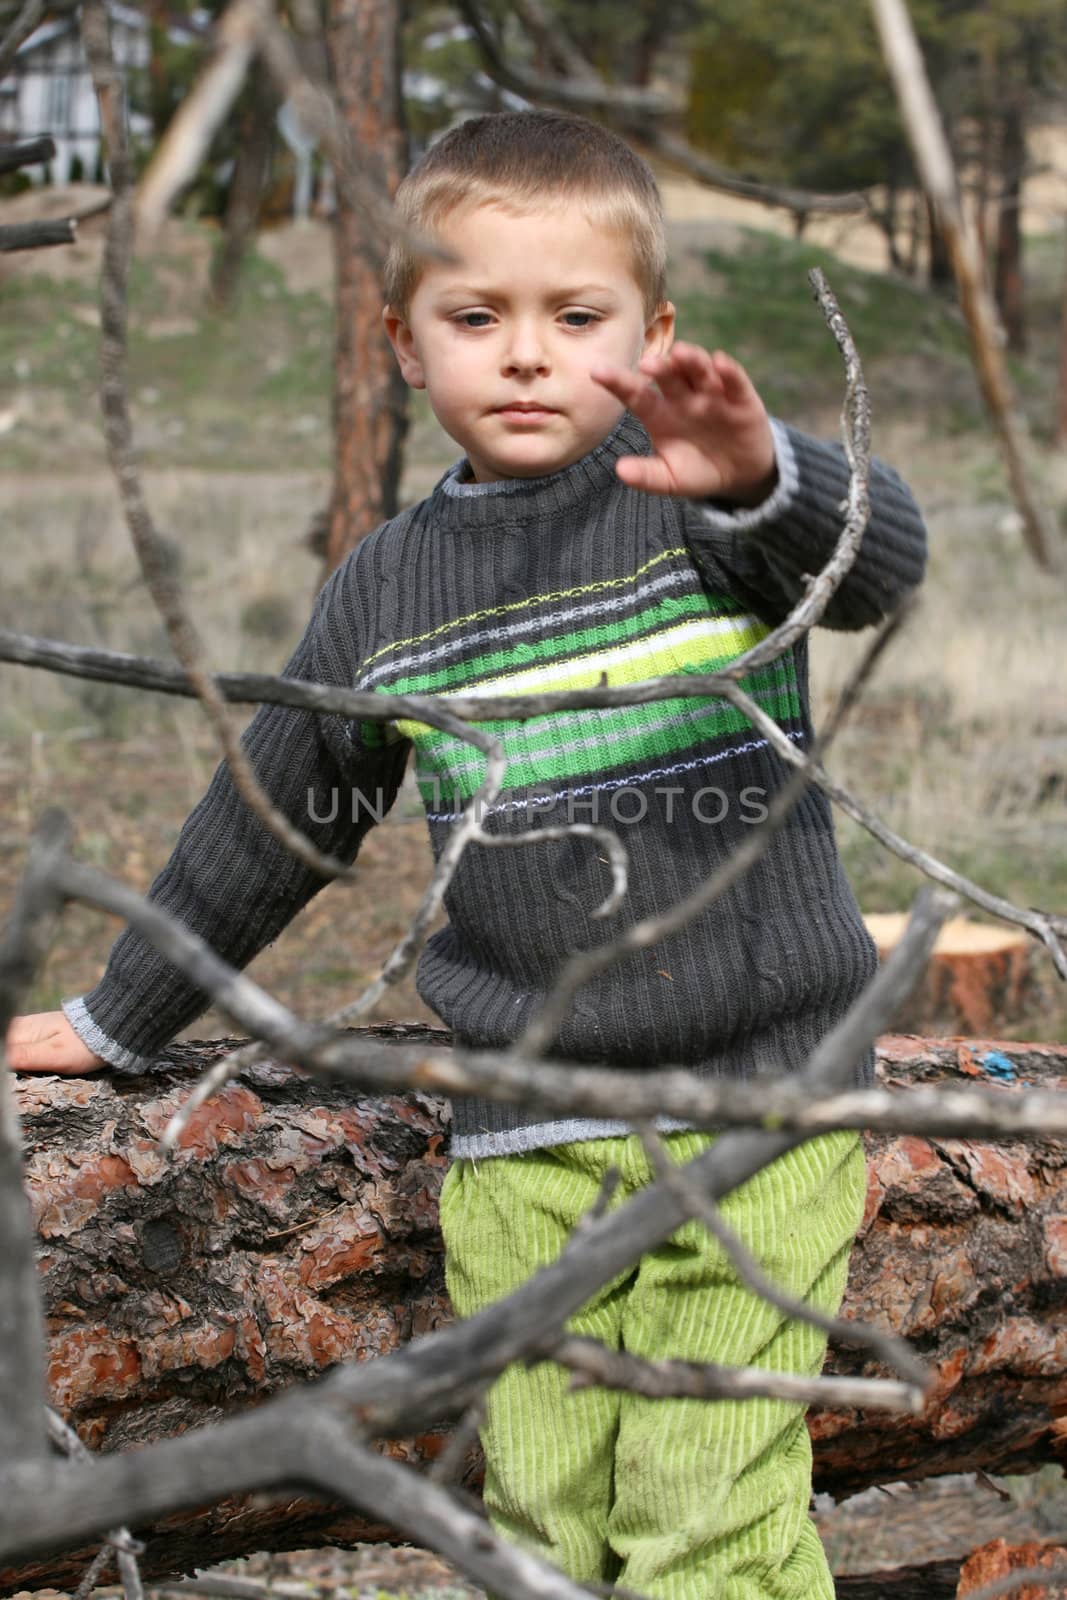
321, 0, 410, 577
5, 1031, 1067, 1589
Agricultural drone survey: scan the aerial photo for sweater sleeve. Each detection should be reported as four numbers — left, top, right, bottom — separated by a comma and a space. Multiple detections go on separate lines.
681, 418, 928, 631
62, 557, 411, 1074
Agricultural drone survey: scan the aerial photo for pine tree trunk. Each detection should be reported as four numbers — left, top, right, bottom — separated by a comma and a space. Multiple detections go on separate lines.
994, 98, 1027, 354
926, 192, 953, 290
209, 62, 279, 310
322, 0, 409, 577
6, 1031, 1067, 1588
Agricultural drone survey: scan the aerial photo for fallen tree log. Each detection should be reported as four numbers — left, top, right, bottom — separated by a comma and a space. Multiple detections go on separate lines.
5, 1028, 1067, 1591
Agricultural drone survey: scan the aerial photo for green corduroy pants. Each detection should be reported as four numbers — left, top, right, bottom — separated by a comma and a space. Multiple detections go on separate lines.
438, 1126, 867, 1600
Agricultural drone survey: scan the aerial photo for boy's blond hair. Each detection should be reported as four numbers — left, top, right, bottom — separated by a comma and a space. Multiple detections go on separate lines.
384, 109, 668, 321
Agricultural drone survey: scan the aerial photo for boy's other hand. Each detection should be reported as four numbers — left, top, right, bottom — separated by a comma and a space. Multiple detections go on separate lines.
591, 344, 778, 506
5, 1012, 105, 1075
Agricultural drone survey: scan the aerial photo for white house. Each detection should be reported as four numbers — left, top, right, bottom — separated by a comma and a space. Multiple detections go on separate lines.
0, 3, 206, 184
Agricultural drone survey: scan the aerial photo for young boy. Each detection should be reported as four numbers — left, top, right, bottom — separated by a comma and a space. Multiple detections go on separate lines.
10, 111, 926, 1597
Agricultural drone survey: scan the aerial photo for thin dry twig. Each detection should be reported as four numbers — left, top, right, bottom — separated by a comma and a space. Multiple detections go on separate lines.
513, 266, 876, 1057
870, 0, 1059, 572
427, 1390, 490, 1485
47, 1406, 146, 1600
0, 902, 952, 1581
721, 681, 1067, 983
455, 0, 868, 218
0, 0, 45, 79
635, 1120, 900, 1368
544, 1331, 920, 1414
0, 812, 65, 1467
4, 605, 1061, 967
80, 0, 363, 886
15, 821, 1067, 1149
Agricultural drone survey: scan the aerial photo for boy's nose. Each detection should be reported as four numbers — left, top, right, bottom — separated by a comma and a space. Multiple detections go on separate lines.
502, 320, 550, 375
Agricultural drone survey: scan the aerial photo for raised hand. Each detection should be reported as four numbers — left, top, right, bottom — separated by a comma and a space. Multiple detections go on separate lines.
5, 1011, 105, 1075
591, 343, 778, 505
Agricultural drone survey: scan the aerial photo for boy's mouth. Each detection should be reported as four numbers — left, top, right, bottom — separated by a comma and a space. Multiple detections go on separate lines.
493, 403, 559, 421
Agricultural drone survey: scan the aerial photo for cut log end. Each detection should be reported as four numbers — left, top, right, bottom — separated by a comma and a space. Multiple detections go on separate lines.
864, 912, 1048, 1037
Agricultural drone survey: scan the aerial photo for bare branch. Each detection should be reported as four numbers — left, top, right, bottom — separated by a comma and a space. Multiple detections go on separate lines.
7, 606, 1061, 964
0, 217, 77, 251
456, 0, 672, 115
80, 0, 386, 886
636, 126, 870, 218
0, 133, 55, 175
545, 1332, 919, 1414
455, 0, 868, 217
46, 1407, 146, 1600
0, 813, 68, 1465
254, 10, 450, 272
720, 679, 1067, 983
0, 621, 878, 721
0, 0, 44, 79
8, 822, 1064, 1146
870, 0, 1060, 572
0, 1400, 626, 1599
634, 1121, 909, 1382
514, 266, 875, 1056
71, 1545, 117, 1600
136, 0, 265, 231
426, 1390, 490, 1486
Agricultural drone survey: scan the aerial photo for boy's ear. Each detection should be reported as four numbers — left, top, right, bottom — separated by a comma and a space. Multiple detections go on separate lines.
382, 305, 425, 389
644, 299, 676, 358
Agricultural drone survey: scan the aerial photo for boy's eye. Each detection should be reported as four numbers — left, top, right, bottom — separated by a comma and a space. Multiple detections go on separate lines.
451, 310, 602, 329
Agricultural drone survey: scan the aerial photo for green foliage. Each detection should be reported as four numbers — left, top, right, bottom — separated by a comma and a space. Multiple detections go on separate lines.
682, 0, 1067, 199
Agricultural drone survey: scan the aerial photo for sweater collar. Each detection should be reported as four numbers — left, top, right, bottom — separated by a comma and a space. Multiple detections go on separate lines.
430, 410, 651, 530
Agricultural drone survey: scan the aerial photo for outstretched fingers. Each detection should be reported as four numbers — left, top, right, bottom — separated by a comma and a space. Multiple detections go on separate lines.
709, 348, 755, 405
590, 361, 662, 418
613, 453, 679, 495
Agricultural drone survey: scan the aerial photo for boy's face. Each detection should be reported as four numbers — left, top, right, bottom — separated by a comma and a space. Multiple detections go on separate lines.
383, 200, 675, 483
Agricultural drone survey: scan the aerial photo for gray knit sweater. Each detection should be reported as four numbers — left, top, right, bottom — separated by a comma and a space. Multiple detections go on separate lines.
64, 411, 927, 1158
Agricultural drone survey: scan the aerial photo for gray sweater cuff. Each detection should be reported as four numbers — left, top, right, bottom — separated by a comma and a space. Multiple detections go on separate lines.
61, 995, 155, 1076
694, 418, 798, 534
